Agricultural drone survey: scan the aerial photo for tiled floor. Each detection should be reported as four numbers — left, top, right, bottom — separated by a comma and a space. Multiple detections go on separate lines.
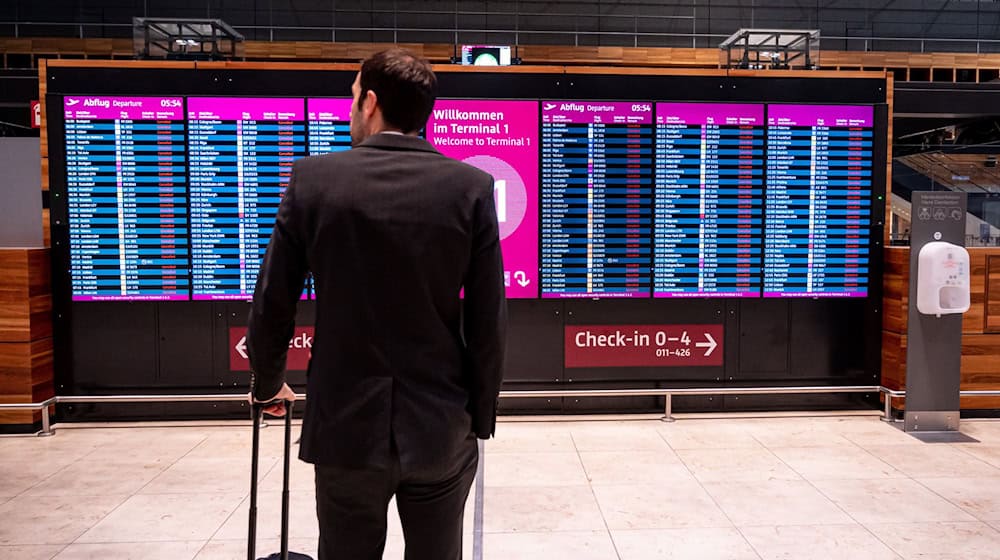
1, 413, 1000, 559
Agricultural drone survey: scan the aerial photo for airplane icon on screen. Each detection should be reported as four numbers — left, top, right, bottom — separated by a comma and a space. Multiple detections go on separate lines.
543, 103, 557, 110
66, 99, 81, 106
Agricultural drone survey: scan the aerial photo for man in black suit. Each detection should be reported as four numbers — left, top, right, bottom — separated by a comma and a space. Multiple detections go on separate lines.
247, 49, 507, 559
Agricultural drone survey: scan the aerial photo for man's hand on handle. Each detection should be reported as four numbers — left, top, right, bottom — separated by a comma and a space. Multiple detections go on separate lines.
249, 382, 297, 417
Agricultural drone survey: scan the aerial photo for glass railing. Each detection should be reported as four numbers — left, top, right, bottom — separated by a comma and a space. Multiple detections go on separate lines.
891, 156, 1000, 247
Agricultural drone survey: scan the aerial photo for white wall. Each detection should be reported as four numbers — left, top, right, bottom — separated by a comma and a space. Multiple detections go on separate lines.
0, 138, 43, 248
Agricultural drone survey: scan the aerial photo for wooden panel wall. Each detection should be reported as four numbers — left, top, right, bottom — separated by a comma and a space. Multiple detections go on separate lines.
0, 249, 54, 425
988, 255, 1000, 333
882, 247, 1000, 409
6, 38, 1000, 81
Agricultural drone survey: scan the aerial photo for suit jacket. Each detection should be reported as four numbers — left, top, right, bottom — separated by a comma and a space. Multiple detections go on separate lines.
247, 133, 507, 470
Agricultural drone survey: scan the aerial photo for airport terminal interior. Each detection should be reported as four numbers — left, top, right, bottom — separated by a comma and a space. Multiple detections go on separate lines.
2, 1, 1000, 558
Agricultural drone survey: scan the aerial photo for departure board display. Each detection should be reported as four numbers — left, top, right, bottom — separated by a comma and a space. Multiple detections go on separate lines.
426, 99, 540, 298
307, 98, 353, 156
306, 99, 352, 300
764, 105, 874, 297
654, 103, 764, 297
188, 98, 307, 300
64, 96, 189, 301
540, 101, 654, 298
59, 92, 883, 305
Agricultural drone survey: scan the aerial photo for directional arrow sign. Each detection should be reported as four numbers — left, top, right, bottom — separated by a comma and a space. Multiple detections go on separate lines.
235, 335, 248, 360
514, 270, 530, 287
695, 333, 718, 357
565, 324, 724, 368
229, 327, 314, 371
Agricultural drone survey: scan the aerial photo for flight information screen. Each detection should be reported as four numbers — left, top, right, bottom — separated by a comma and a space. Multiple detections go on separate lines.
764, 104, 873, 297
188, 97, 307, 300
307, 98, 353, 156
540, 101, 654, 298
654, 103, 764, 297
425, 99, 540, 298
64, 96, 189, 301
306, 98, 352, 300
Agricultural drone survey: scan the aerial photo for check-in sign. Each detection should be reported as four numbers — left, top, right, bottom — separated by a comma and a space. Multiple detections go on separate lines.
229, 327, 314, 371
565, 324, 724, 368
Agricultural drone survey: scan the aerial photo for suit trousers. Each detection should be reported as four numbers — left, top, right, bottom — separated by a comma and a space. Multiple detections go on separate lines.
314, 436, 478, 560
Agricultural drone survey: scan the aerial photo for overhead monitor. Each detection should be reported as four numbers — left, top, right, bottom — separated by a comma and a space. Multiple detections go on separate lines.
540, 100, 654, 298
64, 96, 190, 301
763, 104, 874, 298
654, 103, 765, 298
307, 98, 353, 156
59, 95, 880, 304
461, 45, 512, 66
425, 99, 540, 298
187, 97, 306, 300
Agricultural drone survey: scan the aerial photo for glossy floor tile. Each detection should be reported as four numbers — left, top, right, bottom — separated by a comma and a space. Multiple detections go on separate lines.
866, 444, 1000, 478
485, 423, 576, 453
916, 476, 1000, 521
613, 527, 760, 560
570, 422, 672, 452
23, 458, 169, 497
866, 521, 1000, 560
811, 478, 978, 524
52, 541, 205, 560
0, 459, 72, 497
702, 480, 854, 527
482, 485, 605, 532
955, 444, 1000, 469
768, 445, 904, 481
0, 416, 998, 558
484, 451, 589, 487
592, 483, 732, 530
76, 493, 245, 543
0, 494, 128, 545
578, 450, 694, 484
194, 537, 317, 560
482, 531, 618, 559
675, 447, 802, 483
739, 524, 902, 560
0, 545, 66, 560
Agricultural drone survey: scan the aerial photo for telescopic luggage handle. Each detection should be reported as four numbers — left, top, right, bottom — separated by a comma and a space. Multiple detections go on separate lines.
249, 399, 313, 560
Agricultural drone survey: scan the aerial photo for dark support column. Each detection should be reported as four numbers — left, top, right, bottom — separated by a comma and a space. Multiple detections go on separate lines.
904, 191, 967, 432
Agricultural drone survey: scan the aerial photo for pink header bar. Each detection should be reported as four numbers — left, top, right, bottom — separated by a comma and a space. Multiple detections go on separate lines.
64, 96, 184, 120
193, 294, 250, 301
73, 294, 189, 302
187, 97, 304, 121
763, 291, 867, 298
656, 291, 758, 298
656, 103, 764, 126
307, 98, 353, 122
542, 100, 653, 125
767, 104, 873, 127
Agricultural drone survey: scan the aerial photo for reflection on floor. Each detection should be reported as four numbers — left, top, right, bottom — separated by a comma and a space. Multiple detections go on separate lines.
2, 413, 1000, 559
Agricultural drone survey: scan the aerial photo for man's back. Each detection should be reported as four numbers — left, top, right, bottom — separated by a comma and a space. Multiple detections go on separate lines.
247, 49, 505, 559
252, 133, 506, 471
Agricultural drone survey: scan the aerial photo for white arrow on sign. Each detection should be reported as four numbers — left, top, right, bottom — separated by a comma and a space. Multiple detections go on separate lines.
235, 335, 248, 360
514, 271, 530, 287
695, 333, 717, 357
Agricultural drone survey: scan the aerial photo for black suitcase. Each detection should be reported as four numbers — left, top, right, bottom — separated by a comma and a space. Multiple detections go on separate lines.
249, 400, 314, 560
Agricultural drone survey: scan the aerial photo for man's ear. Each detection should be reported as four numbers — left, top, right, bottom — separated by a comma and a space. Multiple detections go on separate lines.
364, 89, 378, 117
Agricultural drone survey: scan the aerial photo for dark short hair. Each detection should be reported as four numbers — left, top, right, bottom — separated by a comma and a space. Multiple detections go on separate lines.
359, 49, 437, 134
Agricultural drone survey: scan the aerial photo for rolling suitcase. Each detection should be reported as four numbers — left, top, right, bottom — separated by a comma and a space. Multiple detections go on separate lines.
249, 399, 314, 560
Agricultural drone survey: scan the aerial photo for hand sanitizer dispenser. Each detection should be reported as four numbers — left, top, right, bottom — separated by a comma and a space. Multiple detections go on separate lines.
916, 241, 971, 317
